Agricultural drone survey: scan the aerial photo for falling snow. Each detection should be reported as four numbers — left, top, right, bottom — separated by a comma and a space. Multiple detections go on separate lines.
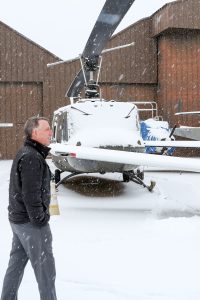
0, 159, 200, 300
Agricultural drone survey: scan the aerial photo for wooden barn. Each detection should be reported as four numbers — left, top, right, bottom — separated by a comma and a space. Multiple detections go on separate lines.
1, 0, 200, 159
46, 0, 200, 128
0, 21, 60, 158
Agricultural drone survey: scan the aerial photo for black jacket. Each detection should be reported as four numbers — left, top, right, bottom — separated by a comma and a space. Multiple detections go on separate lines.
8, 139, 51, 226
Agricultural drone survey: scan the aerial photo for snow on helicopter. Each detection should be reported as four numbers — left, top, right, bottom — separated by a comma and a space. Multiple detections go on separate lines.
174, 111, 200, 141
49, 0, 200, 191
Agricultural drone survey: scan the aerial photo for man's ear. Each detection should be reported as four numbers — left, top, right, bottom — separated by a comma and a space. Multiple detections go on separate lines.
31, 129, 37, 139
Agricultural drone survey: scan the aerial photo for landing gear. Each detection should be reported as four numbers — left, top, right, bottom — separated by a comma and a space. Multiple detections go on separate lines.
123, 170, 144, 182
123, 172, 130, 182
55, 169, 61, 184
55, 172, 82, 188
136, 169, 144, 180
122, 170, 155, 192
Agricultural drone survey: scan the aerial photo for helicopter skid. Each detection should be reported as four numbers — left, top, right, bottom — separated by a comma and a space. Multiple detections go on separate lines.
123, 170, 156, 192
53, 157, 155, 192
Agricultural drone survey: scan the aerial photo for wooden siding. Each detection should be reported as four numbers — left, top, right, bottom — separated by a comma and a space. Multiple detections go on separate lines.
152, 0, 200, 37
0, 21, 59, 158
101, 18, 158, 84
157, 30, 200, 127
100, 83, 157, 102
0, 82, 43, 158
0, 21, 58, 82
43, 59, 80, 117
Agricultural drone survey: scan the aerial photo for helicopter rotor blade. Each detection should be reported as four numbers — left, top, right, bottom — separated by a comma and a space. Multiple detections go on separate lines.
66, 0, 135, 98
83, 0, 135, 58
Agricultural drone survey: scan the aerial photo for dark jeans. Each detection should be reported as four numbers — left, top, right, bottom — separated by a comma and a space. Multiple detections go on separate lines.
1, 222, 57, 300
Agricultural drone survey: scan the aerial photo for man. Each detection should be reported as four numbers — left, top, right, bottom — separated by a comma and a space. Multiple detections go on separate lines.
1, 116, 57, 300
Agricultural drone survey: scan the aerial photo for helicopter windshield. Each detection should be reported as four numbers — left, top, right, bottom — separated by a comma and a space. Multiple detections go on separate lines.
66, 100, 142, 148
70, 101, 138, 128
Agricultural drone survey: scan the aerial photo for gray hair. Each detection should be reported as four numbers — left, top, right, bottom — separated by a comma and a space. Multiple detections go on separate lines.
24, 116, 49, 139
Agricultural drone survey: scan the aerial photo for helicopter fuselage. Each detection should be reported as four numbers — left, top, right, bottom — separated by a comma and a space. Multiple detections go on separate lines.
51, 99, 145, 174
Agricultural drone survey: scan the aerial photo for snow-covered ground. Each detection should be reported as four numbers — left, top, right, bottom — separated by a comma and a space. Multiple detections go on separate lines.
1, 159, 200, 300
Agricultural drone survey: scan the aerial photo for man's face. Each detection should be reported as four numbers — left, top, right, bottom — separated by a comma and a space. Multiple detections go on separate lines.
31, 120, 52, 146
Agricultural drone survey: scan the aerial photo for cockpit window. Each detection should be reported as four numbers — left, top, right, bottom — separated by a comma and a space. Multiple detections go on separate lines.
62, 112, 68, 142
52, 116, 58, 142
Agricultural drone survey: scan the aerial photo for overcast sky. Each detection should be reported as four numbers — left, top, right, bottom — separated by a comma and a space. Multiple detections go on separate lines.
0, 0, 174, 60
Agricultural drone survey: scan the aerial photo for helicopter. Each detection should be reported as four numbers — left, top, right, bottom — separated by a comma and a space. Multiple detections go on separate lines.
174, 111, 200, 141
50, 0, 200, 191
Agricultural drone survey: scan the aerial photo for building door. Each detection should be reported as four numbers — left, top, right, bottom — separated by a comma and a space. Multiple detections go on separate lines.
0, 82, 43, 159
